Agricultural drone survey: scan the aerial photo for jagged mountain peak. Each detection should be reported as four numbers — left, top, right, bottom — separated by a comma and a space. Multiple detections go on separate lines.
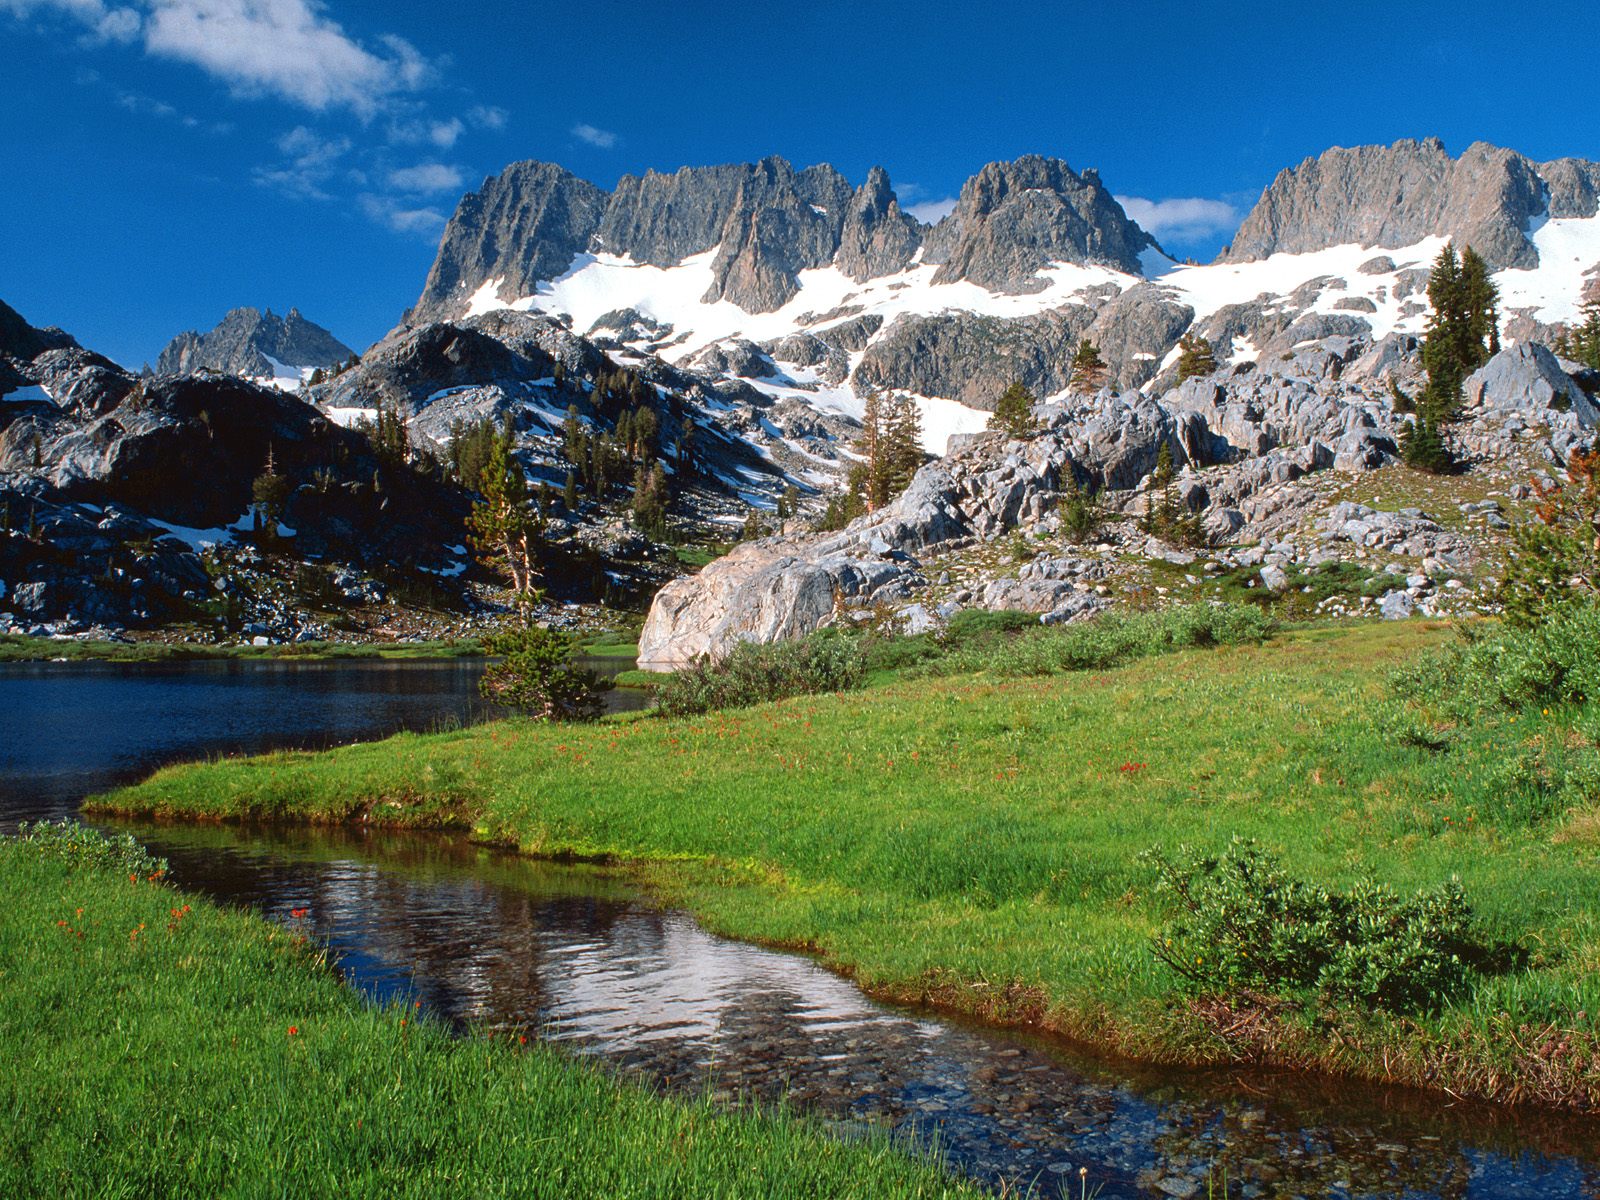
154, 306, 355, 385
1220, 136, 1600, 271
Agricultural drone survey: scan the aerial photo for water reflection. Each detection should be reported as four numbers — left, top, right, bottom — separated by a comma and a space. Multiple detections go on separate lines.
113, 821, 1600, 1199
0, 654, 644, 826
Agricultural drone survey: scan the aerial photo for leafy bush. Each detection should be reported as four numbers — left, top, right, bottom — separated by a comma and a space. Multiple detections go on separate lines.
655, 631, 866, 716
1141, 839, 1516, 1014
1392, 603, 1600, 719
1499, 449, 1600, 627
11, 820, 167, 878
920, 603, 1273, 678
480, 626, 611, 722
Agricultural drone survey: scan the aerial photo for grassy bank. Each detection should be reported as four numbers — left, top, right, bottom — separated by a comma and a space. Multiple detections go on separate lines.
0, 833, 976, 1198
0, 632, 488, 663
95, 619, 1600, 1110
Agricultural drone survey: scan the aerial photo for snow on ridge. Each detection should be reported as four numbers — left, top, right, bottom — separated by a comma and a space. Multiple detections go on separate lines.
450, 217, 1600, 459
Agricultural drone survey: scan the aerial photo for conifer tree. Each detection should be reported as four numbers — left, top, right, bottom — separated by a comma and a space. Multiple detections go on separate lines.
1139, 442, 1203, 545
1175, 333, 1216, 382
992, 380, 1039, 438
250, 445, 291, 541
1420, 242, 1499, 424
850, 390, 924, 513
467, 430, 542, 599
1069, 339, 1107, 391
1556, 300, 1600, 371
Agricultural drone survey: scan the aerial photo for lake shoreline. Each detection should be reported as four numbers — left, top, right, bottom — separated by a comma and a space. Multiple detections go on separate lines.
90, 621, 1600, 1117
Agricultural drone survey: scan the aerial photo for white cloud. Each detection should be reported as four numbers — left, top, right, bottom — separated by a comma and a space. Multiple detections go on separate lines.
427, 117, 462, 147
6, 0, 437, 116
359, 193, 446, 238
386, 161, 464, 194
905, 196, 956, 224
0, 0, 140, 41
571, 121, 615, 149
141, 0, 431, 118
1115, 195, 1240, 242
467, 104, 507, 130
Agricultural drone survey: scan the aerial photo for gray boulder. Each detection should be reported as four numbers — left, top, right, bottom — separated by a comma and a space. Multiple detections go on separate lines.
1462, 342, 1597, 425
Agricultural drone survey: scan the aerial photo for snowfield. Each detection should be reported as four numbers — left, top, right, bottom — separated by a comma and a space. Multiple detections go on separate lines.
457, 213, 1600, 457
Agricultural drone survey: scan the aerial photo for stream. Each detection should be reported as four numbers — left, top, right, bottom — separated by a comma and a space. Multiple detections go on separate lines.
6, 657, 1599, 1198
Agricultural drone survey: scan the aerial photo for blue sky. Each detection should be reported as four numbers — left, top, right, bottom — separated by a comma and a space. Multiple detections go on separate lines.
3, 0, 1598, 368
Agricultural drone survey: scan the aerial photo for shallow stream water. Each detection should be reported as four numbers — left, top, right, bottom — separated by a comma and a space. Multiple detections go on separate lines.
7, 658, 1600, 1198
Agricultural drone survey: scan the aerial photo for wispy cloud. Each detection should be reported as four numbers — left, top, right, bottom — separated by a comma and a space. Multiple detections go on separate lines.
571, 121, 616, 149
1115, 195, 1240, 242
905, 196, 956, 224
10, 0, 503, 240
893, 180, 957, 225
1, 0, 140, 42
252, 124, 351, 199
142, 0, 431, 119
359, 193, 446, 238
386, 161, 464, 194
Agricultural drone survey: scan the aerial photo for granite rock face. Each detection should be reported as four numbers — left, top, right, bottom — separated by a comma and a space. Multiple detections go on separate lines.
1221, 138, 1600, 271
1463, 342, 1599, 425
155, 307, 354, 380
929, 157, 1157, 290
835, 166, 923, 282
411, 161, 609, 324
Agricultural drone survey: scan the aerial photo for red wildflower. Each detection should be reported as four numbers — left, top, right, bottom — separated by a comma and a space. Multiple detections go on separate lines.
287, 1026, 299, 1036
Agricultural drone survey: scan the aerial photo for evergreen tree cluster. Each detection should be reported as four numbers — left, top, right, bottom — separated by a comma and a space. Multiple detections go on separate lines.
1554, 300, 1600, 372
1175, 333, 1216, 382
1139, 442, 1205, 546
1403, 243, 1500, 474
821, 390, 924, 529
992, 380, 1039, 438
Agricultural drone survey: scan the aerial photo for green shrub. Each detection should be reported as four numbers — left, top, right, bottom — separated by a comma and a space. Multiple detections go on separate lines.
921, 603, 1273, 678
1141, 839, 1516, 1014
1391, 604, 1600, 719
655, 632, 866, 716
11, 820, 167, 878
480, 626, 611, 722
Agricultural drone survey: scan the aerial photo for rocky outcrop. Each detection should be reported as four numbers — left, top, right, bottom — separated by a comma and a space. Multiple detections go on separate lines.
1221, 138, 1600, 271
155, 307, 354, 381
0, 299, 77, 363
411, 161, 609, 324
854, 307, 1096, 409
1463, 342, 1598, 425
836, 167, 922, 282
928, 157, 1157, 290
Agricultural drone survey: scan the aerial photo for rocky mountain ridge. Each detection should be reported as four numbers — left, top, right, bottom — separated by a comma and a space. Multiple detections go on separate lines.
410, 153, 1156, 325
640, 338, 1600, 666
1220, 138, 1600, 270
411, 139, 1600, 456
154, 307, 354, 384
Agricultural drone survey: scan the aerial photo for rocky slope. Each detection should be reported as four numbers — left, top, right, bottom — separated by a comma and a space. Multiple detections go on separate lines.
155, 307, 354, 385
1220, 138, 1600, 270
1, 301, 479, 638
640, 337, 1599, 667
409, 139, 1600, 459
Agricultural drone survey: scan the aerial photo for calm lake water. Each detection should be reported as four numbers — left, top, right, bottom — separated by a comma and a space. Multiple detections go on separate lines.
6, 658, 1600, 1198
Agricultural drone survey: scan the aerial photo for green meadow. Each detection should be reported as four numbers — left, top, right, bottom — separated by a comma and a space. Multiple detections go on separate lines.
95, 615, 1600, 1109
0, 836, 977, 1198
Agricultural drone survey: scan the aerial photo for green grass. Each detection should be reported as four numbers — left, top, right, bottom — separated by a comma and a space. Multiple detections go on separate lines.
0, 839, 977, 1198
94, 619, 1600, 1109
0, 633, 486, 663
